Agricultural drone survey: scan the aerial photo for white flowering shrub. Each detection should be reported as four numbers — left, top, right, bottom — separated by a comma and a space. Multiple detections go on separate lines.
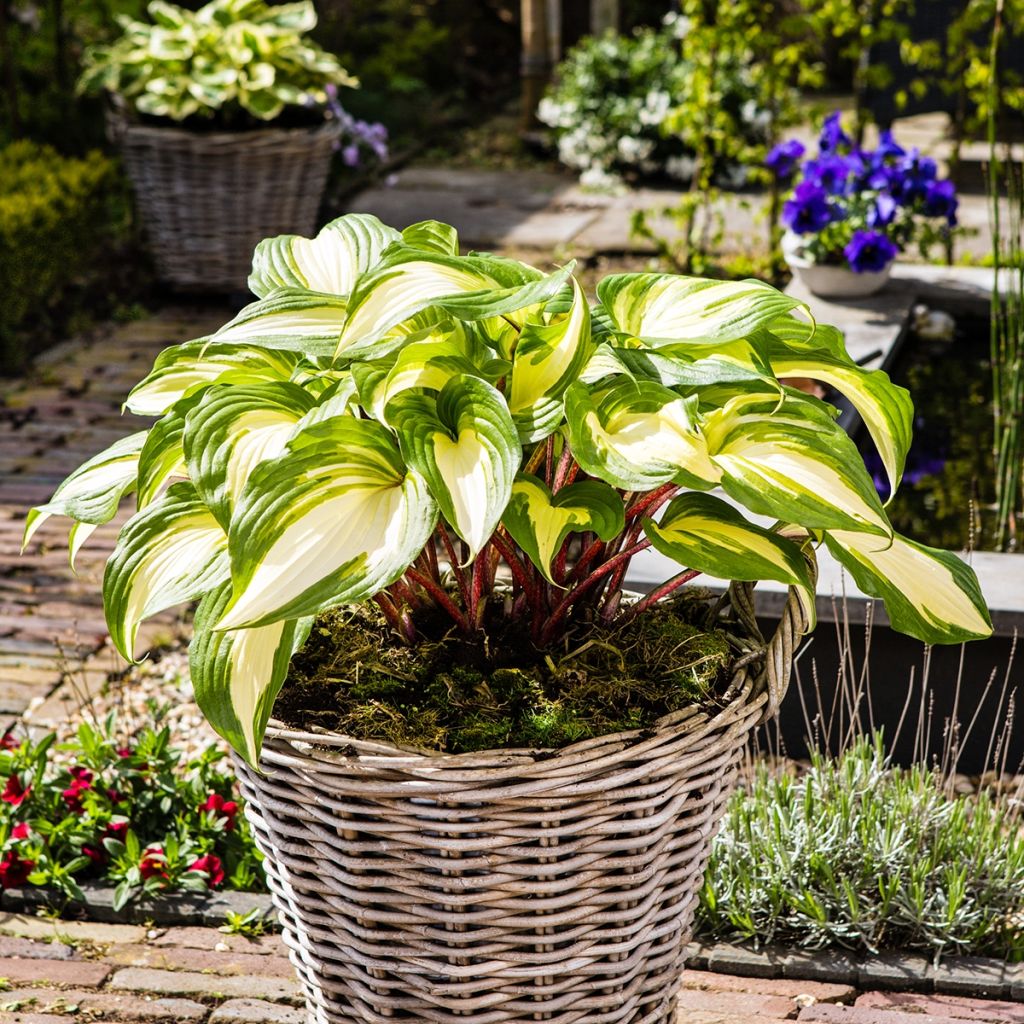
539, 19, 772, 189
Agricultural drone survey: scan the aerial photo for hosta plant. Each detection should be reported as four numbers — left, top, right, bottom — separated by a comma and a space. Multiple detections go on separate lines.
24, 215, 991, 764
79, 0, 355, 124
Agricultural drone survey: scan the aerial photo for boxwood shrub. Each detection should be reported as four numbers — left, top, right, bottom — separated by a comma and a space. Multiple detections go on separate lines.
0, 141, 117, 371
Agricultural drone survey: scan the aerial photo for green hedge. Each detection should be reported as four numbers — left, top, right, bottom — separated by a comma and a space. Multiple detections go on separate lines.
0, 141, 116, 370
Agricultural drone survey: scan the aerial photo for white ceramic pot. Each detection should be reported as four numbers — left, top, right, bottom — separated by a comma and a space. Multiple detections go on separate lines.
782, 231, 892, 300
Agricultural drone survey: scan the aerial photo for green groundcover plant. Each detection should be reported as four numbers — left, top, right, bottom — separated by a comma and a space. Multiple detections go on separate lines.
79, 0, 355, 123
701, 736, 1024, 960
0, 715, 262, 909
24, 214, 991, 765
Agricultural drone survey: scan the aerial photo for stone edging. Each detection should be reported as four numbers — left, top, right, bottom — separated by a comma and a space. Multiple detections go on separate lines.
684, 940, 1023, 1001
1, 881, 276, 929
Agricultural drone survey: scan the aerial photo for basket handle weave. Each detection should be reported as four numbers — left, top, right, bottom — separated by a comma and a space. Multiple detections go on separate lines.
728, 548, 818, 720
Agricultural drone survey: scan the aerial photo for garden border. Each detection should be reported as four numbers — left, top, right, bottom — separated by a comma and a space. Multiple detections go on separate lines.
0, 881, 276, 929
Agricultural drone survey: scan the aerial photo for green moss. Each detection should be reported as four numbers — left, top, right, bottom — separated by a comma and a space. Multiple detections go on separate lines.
273, 595, 739, 754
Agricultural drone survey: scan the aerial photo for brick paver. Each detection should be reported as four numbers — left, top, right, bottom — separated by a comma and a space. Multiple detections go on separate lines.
0, 918, 1017, 1024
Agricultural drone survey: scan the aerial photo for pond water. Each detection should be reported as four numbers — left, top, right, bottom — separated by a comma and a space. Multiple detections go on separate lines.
854, 310, 1017, 552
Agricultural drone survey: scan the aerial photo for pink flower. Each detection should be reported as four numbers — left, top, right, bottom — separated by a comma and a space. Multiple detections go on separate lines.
0, 853, 34, 888
139, 845, 167, 881
10, 822, 30, 841
62, 766, 94, 813
107, 788, 127, 804
187, 854, 225, 888
2, 775, 29, 806
0, 733, 18, 750
116, 747, 133, 758
105, 820, 129, 840
200, 793, 238, 831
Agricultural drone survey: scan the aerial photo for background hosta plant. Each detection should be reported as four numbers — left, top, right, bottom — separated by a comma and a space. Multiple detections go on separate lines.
25, 214, 991, 764
79, 0, 355, 123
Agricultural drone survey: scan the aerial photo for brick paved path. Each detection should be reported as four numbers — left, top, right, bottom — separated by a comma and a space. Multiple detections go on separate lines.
2, 911, 1023, 1023
1, 308, 225, 736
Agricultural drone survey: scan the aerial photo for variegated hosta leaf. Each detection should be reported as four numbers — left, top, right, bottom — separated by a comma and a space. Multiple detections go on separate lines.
288, 376, 359, 438
361, 324, 501, 423
768, 339, 912, 496
68, 522, 98, 571
137, 397, 202, 509
23, 431, 146, 551
247, 213, 401, 299
190, 580, 313, 766
825, 530, 992, 644
103, 483, 230, 661
509, 277, 593, 442
212, 289, 348, 357
336, 249, 574, 359
502, 474, 624, 583
597, 273, 809, 345
401, 219, 459, 256
216, 418, 438, 630
126, 340, 300, 417
183, 381, 315, 529
645, 492, 816, 628
564, 379, 721, 491
387, 375, 519, 559
703, 392, 891, 537
770, 315, 846, 356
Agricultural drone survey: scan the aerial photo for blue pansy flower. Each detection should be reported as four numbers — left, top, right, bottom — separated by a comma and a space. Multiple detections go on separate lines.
867, 192, 898, 228
923, 179, 958, 225
782, 182, 838, 234
818, 111, 851, 154
873, 129, 906, 162
804, 153, 864, 195
844, 230, 899, 273
893, 149, 938, 202
765, 139, 806, 179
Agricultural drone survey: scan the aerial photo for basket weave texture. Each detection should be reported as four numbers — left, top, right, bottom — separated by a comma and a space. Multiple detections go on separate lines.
110, 111, 337, 292
235, 581, 809, 1024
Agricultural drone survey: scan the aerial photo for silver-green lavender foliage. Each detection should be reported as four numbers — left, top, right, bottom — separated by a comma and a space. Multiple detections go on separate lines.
698, 736, 1024, 960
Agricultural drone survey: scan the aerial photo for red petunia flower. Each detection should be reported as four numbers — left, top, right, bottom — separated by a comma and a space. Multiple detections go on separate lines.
107, 788, 127, 804
139, 844, 167, 881
82, 844, 105, 866
0, 733, 18, 751
2, 775, 29, 806
62, 766, 94, 813
116, 747, 133, 758
200, 793, 239, 831
187, 854, 225, 888
0, 853, 34, 888
10, 822, 30, 841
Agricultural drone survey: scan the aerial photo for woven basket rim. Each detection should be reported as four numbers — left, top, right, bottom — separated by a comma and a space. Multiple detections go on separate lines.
106, 101, 341, 147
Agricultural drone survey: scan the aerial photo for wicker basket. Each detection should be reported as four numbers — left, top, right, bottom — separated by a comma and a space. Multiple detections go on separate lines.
234, 580, 809, 1024
109, 109, 338, 293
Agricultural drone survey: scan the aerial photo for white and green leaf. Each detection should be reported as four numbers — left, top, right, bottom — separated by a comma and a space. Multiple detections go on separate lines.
216, 417, 437, 629
103, 482, 230, 661
212, 289, 348, 356
23, 431, 146, 550
126, 340, 300, 417
336, 249, 573, 359
703, 392, 891, 536
825, 529, 992, 644
183, 381, 315, 529
597, 273, 809, 346
508, 277, 593, 442
645, 492, 816, 627
768, 339, 912, 496
247, 213, 400, 299
564, 379, 721, 491
388, 375, 519, 559
190, 580, 312, 766
502, 474, 624, 583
